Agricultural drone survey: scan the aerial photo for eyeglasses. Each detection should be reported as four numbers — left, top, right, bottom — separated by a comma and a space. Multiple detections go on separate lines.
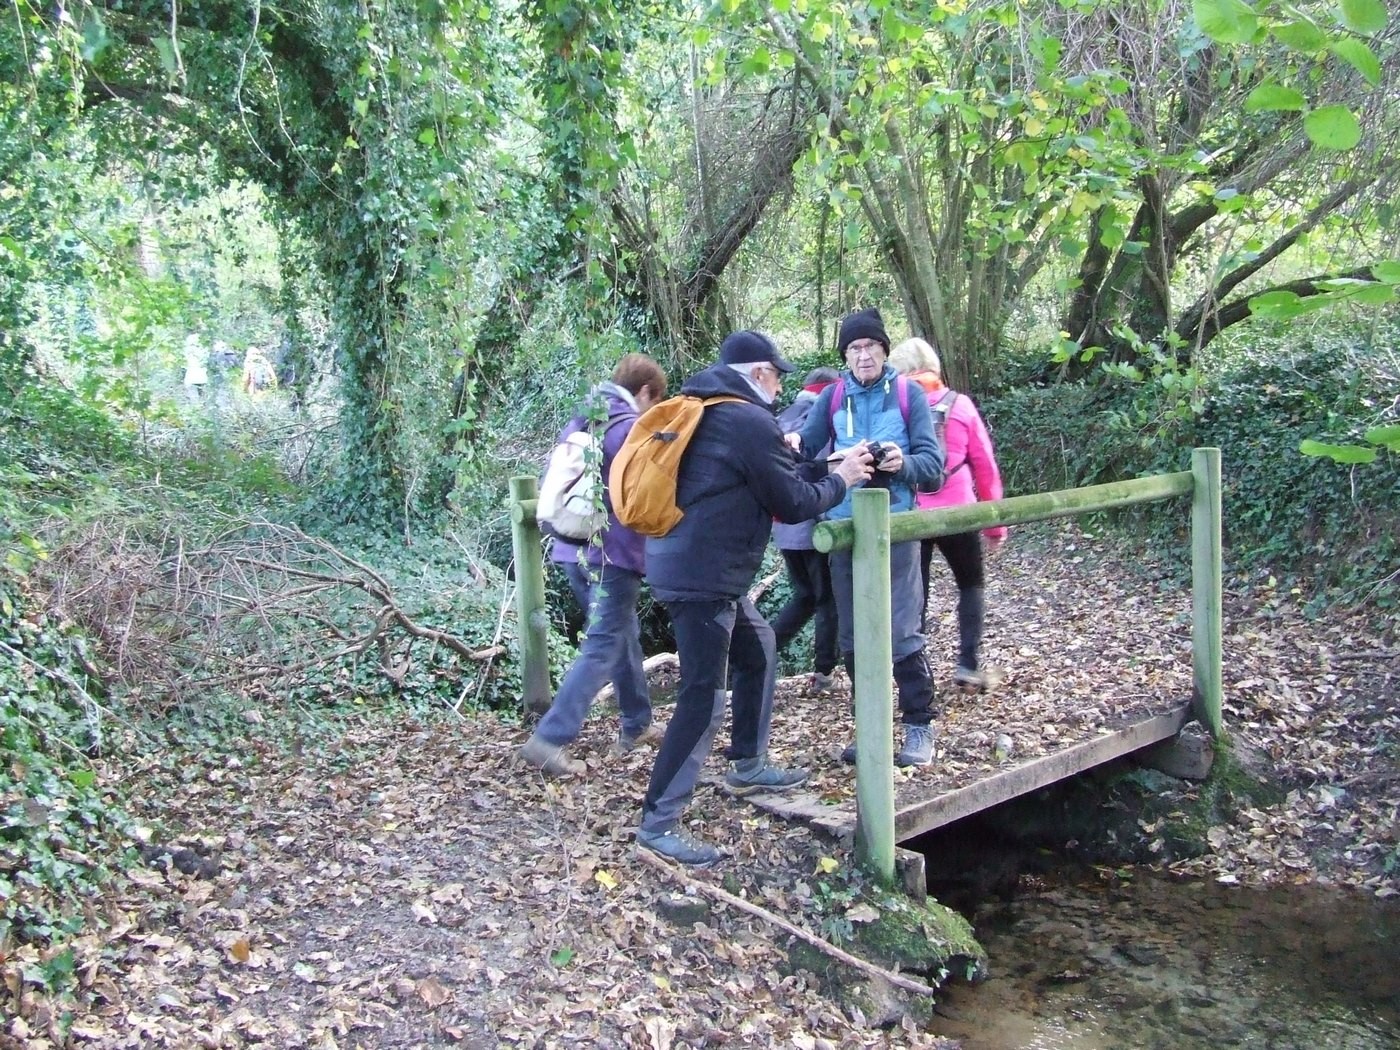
846, 340, 883, 357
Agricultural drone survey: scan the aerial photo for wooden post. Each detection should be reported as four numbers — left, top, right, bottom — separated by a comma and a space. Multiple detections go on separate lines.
1191, 448, 1223, 739
851, 488, 896, 884
508, 476, 552, 715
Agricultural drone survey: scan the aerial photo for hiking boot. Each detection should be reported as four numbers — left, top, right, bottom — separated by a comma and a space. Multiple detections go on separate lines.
725, 755, 810, 796
840, 741, 857, 765
612, 722, 664, 757
516, 733, 585, 778
810, 671, 837, 696
636, 826, 723, 867
954, 665, 1003, 695
895, 723, 937, 768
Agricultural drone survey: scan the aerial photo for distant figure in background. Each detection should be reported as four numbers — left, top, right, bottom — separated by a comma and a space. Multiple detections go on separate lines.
242, 347, 277, 395
771, 366, 841, 694
517, 353, 669, 777
889, 337, 1006, 694
182, 333, 209, 399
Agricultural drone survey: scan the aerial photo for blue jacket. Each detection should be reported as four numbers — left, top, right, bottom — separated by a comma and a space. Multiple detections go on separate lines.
549, 384, 647, 576
797, 364, 942, 520
646, 364, 846, 601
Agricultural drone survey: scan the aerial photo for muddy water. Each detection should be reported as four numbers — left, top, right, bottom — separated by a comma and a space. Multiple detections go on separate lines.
929, 870, 1399, 1050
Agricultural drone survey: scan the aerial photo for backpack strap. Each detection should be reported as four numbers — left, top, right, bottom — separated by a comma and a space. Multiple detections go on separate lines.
827, 378, 845, 427
931, 389, 966, 478
826, 374, 911, 441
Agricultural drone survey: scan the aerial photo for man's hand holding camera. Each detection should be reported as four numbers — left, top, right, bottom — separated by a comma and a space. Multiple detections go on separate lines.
827, 440, 900, 488
866, 440, 903, 474
828, 443, 876, 488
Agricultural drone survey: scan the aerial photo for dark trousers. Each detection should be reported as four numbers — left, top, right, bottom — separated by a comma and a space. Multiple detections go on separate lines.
830, 541, 935, 725
640, 597, 776, 835
919, 531, 986, 671
771, 548, 838, 676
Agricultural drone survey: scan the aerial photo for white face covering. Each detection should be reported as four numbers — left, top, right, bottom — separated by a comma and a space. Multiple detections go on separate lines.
727, 363, 775, 404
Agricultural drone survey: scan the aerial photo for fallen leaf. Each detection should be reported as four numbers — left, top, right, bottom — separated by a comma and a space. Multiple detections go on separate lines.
417, 976, 451, 1009
845, 903, 879, 923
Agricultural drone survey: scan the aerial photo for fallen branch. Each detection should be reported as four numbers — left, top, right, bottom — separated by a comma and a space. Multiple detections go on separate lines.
747, 567, 784, 605
592, 652, 679, 705
1331, 649, 1398, 662
635, 848, 936, 997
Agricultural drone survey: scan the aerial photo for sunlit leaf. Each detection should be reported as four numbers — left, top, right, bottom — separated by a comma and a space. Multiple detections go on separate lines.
1244, 83, 1305, 113
1303, 106, 1362, 150
1270, 18, 1326, 50
1298, 440, 1376, 464
1193, 0, 1258, 44
1346, 283, 1395, 306
1372, 260, 1400, 283
1329, 38, 1381, 85
1247, 290, 1301, 315
1363, 425, 1400, 450
1338, 0, 1386, 36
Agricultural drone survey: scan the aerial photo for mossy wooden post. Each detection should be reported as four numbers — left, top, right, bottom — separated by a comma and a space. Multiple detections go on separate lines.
851, 488, 897, 884
508, 475, 552, 715
1191, 448, 1223, 739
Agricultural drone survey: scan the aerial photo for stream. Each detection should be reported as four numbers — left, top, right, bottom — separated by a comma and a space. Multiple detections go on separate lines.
926, 867, 1400, 1049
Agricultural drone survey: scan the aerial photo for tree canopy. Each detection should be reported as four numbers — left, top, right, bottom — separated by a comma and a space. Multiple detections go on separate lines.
2, 0, 1395, 518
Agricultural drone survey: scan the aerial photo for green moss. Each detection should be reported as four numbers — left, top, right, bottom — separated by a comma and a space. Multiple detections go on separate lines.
1139, 739, 1286, 860
853, 889, 988, 983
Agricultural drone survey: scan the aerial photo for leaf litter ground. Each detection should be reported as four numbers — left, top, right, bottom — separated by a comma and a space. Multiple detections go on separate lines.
5, 522, 1395, 1048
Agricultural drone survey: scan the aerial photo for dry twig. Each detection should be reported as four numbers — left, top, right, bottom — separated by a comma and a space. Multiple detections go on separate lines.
636, 849, 936, 997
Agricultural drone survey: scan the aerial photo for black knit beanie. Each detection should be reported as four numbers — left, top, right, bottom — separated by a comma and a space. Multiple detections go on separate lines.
837, 307, 890, 356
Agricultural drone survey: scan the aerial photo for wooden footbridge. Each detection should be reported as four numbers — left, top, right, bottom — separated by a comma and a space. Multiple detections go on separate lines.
508, 448, 1223, 888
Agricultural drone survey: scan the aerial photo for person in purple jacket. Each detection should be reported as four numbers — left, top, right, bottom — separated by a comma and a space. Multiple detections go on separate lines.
517, 353, 668, 777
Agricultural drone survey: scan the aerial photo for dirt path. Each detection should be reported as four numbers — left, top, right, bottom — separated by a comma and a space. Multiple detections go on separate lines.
5, 523, 1395, 1048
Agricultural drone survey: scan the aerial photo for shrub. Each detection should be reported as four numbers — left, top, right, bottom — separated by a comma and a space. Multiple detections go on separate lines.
985, 327, 1398, 606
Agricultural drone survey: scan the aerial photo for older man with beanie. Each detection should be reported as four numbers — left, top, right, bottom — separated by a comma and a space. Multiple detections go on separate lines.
797, 307, 945, 767
637, 330, 874, 867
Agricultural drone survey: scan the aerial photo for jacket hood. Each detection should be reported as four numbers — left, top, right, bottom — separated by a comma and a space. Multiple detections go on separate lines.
902, 370, 945, 395
680, 362, 773, 408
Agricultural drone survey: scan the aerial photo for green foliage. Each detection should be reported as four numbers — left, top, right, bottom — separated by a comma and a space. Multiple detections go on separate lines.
990, 321, 1399, 605
0, 571, 131, 949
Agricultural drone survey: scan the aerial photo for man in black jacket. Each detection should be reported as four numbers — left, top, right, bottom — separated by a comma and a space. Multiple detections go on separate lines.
637, 331, 874, 867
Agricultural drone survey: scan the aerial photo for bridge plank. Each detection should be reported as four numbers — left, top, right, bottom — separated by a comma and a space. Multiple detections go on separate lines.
736, 704, 1193, 845
892, 704, 1193, 840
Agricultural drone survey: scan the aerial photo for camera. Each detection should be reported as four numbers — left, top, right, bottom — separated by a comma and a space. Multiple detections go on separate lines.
867, 443, 887, 467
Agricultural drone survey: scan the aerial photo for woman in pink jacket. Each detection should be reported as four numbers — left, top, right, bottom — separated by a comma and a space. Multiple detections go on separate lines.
889, 338, 1007, 694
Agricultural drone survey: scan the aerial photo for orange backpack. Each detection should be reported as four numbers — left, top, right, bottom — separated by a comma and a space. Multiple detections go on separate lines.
608, 395, 743, 537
